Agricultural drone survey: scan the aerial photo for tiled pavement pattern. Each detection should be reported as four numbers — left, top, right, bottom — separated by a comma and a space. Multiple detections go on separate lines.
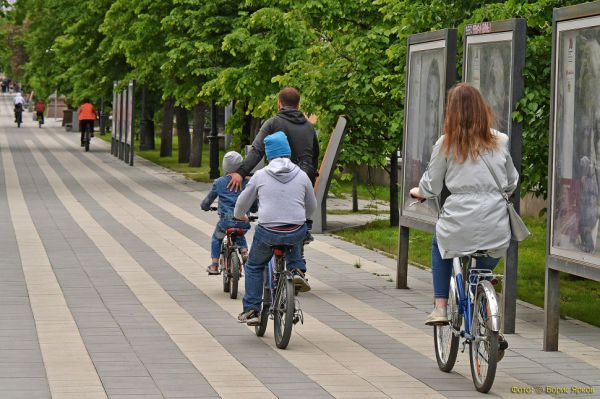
0, 96, 598, 398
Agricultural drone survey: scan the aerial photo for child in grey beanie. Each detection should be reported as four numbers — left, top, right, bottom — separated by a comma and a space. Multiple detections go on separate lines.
201, 151, 256, 274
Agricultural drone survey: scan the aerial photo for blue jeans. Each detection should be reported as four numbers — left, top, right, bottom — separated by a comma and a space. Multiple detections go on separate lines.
211, 219, 250, 259
432, 235, 500, 299
243, 224, 307, 312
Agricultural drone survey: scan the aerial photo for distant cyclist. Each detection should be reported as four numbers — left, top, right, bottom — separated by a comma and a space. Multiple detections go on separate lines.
35, 99, 46, 125
227, 87, 319, 191
78, 98, 97, 147
14, 92, 25, 123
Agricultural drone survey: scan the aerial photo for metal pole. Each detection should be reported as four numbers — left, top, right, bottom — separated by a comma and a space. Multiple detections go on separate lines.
397, 227, 409, 289
209, 100, 220, 179
543, 268, 560, 351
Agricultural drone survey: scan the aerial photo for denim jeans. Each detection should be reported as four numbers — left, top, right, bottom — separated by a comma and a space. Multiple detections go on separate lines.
243, 224, 307, 312
211, 219, 250, 259
432, 235, 500, 299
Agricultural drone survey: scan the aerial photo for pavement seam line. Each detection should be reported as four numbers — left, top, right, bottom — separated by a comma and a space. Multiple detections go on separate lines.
25, 139, 276, 399
0, 133, 107, 399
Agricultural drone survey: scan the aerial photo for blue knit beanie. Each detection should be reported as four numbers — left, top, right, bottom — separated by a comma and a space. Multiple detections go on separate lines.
264, 131, 291, 161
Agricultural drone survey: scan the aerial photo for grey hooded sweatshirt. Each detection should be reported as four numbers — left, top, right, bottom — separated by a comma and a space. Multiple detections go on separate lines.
234, 158, 317, 227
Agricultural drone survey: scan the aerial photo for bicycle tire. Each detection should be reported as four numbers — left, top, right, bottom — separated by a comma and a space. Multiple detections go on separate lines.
17, 121, 21, 128
85, 126, 90, 152
469, 287, 499, 393
222, 253, 230, 293
229, 253, 240, 300
434, 278, 461, 372
255, 269, 270, 337
273, 273, 295, 349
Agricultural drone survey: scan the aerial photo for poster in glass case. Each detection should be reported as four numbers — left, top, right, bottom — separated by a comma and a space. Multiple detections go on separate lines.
551, 16, 600, 266
465, 35, 513, 135
401, 41, 447, 222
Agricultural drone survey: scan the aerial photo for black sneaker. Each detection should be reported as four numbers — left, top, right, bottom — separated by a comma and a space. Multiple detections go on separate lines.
238, 309, 260, 326
292, 269, 311, 293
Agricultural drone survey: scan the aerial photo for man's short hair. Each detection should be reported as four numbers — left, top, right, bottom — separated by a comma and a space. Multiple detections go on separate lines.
278, 87, 300, 108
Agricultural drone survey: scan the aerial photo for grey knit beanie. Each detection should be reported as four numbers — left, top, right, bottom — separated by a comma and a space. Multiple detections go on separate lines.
222, 151, 243, 174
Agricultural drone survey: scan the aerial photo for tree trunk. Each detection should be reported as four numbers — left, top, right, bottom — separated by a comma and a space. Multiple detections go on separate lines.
190, 103, 206, 167
160, 97, 175, 157
146, 105, 155, 150
176, 106, 190, 164
352, 166, 359, 212
140, 86, 156, 151
390, 149, 399, 227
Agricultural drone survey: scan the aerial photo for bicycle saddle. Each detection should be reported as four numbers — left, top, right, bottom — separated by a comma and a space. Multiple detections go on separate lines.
226, 228, 247, 237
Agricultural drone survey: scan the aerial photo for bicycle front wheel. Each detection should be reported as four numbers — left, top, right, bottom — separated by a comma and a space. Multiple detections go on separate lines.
273, 274, 295, 349
434, 278, 461, 372
255, 269, 270, 337
469, 286, 499, 393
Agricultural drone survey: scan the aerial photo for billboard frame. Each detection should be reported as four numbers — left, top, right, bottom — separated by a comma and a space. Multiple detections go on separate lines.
545, 1, 600, 351
397, 28, 457, 289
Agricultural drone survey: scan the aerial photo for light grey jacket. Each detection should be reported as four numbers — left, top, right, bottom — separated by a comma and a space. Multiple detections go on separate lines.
419, 131, 519, 259
234, 158, 317, 227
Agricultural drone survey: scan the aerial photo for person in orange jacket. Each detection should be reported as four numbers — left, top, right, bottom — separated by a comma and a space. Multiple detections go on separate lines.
34, 99, 46, 125
78, 98, 97, 146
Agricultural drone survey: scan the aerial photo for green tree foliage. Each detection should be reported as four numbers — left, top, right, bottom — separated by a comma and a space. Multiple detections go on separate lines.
1, 0, 592, 201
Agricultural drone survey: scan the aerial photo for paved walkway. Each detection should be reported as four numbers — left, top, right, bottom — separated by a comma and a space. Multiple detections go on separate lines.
0, 95, 598, 398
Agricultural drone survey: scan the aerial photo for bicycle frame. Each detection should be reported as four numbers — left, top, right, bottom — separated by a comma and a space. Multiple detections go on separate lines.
453, 257, 501, 341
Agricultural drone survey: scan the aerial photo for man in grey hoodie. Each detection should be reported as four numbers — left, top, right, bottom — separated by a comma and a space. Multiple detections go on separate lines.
234, 131, 317, 325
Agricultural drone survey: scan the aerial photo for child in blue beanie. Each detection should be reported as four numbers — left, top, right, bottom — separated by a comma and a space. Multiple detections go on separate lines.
201, 151, 255, 275
234, 131, 317, 325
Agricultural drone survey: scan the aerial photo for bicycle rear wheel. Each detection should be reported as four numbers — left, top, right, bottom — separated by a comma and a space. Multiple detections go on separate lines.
434, 278, 461, 372
273, 273, 295, 349
229, 253, 240, 299
255, 269, 270, 337
469, 286, 499, 393
85, 127, 90, 152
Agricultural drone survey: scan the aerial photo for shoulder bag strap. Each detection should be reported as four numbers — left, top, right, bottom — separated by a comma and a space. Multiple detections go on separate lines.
479, 153, 509, 202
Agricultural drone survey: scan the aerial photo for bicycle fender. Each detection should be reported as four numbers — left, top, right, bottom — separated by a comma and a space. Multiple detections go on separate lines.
477, 280, 501, 332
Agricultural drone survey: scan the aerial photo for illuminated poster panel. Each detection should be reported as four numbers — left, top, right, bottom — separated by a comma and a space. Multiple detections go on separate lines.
464, 30, 514, 135
399, 29, 456, 228
401, 41, 447, 222
551, 15, 600, 267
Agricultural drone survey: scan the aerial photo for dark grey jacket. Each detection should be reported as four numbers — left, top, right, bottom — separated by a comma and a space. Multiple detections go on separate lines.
237, 107, 319, 183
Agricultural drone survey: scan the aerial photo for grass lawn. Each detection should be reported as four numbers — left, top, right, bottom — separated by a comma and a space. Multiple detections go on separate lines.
99, 134, 222, 183
336, 217, 600, 327
331, 180, 393, 203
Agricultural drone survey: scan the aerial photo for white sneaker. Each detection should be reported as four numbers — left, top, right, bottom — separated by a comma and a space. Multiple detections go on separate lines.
425, 306, 449, 326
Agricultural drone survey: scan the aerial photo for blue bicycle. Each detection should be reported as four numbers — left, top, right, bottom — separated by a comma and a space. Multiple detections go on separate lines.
254, 245, 303, 349
434, 253, 503, 393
